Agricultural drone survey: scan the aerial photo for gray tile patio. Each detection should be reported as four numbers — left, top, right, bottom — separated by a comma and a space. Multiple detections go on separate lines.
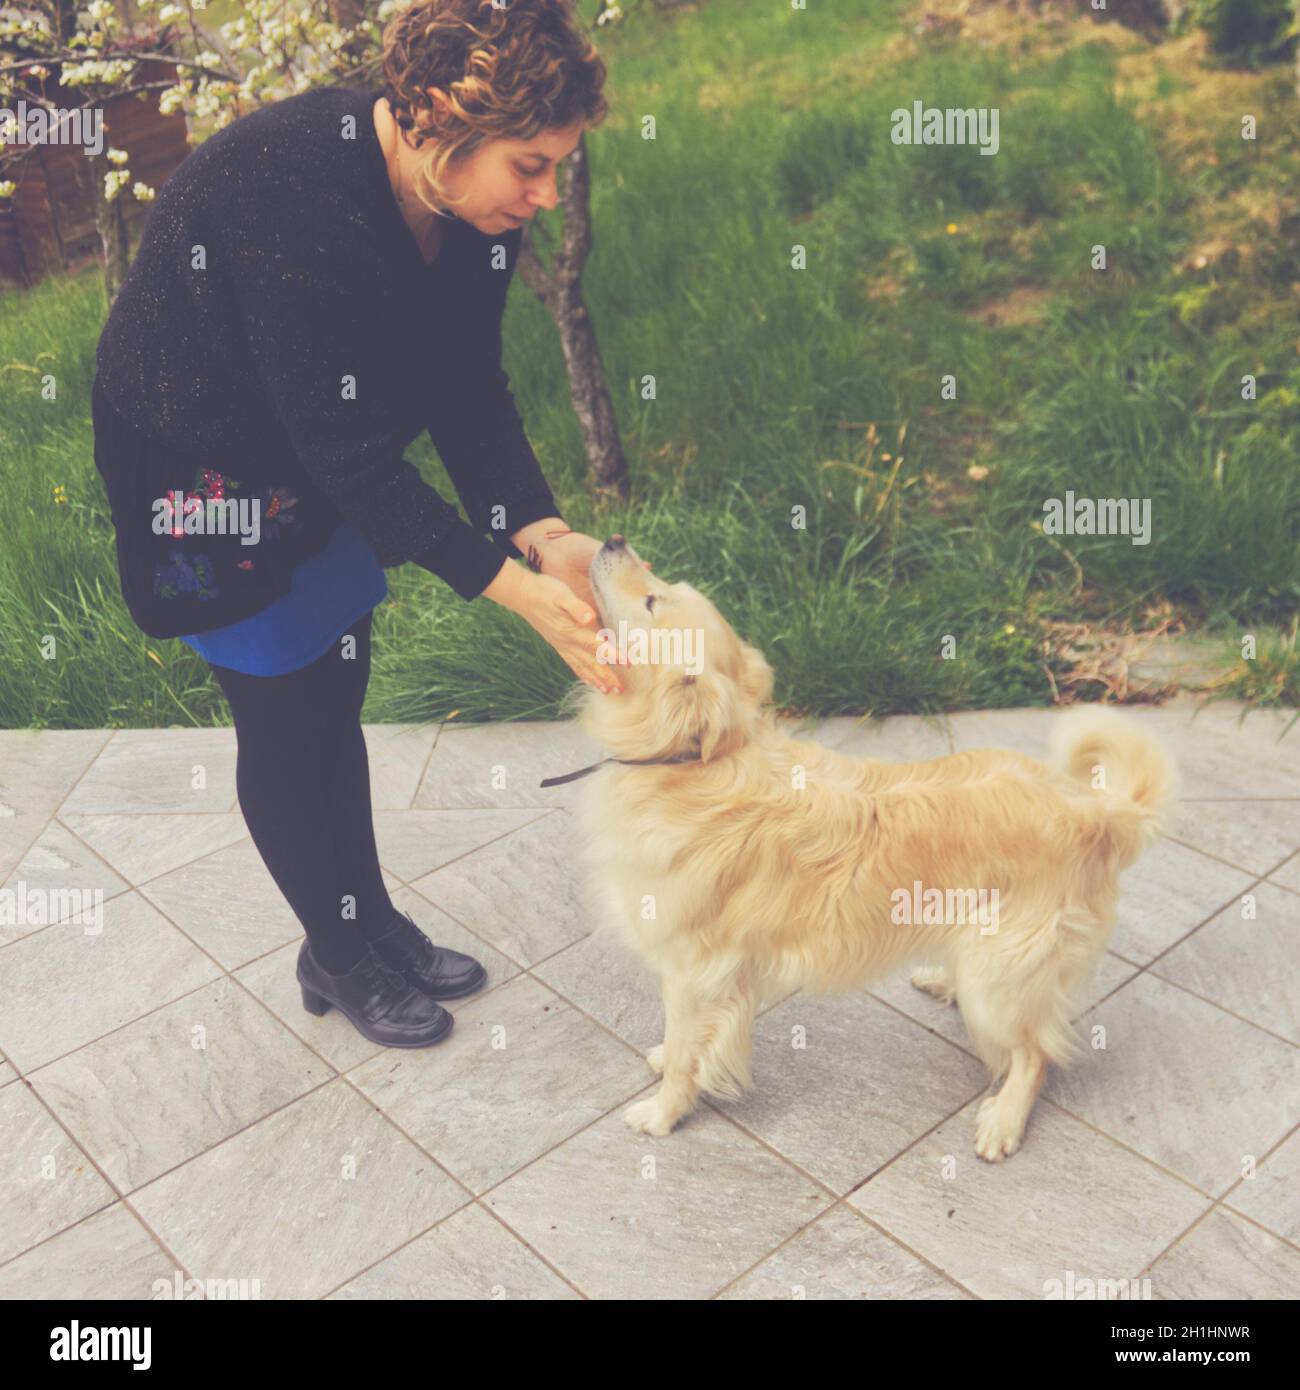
0, 694, 1296, 1299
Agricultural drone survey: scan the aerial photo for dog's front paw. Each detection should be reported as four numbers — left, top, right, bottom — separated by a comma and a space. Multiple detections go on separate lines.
911, 966, 956, 1005
974, 1095, 1025, 1163
645, 1044, 665, 1075
623, 1094, 679, 1137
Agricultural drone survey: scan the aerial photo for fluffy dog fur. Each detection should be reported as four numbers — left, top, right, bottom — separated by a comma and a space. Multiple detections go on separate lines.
566, 538, 1176, 1162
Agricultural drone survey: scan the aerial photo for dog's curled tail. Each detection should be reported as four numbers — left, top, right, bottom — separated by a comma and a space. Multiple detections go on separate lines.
1050, 704, 1177, 870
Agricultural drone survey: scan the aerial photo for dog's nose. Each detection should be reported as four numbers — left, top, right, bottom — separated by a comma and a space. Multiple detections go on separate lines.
607, 534, 626, 548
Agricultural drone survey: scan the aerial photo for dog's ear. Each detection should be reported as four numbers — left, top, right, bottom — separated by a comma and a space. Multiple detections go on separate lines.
672, 671, 743, 763
672, 644, 769, 762
736, 642, 774, 707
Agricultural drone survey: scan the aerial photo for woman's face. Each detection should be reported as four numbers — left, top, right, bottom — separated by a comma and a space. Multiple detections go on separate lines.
438, 121, 587, 233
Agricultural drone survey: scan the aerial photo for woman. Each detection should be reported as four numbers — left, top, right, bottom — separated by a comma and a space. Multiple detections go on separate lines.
91, 0, 633, 1049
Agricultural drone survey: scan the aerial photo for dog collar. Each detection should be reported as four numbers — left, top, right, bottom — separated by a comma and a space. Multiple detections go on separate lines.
539, 751, 702, 788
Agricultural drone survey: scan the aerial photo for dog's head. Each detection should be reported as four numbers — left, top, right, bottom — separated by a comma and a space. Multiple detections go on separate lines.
566, 536, 774, 765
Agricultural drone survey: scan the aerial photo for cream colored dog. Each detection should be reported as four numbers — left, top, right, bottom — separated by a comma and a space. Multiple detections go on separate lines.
564, 536, 1175, 1162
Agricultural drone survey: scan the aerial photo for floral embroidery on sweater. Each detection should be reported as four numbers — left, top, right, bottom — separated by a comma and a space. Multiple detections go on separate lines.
261, 486, 299, 541
152, 468, 301, 599
154, 550, 220, 601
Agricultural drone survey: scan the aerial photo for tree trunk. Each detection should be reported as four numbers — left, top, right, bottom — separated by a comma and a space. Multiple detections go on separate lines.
53, 0, 81, 43
327, 0, 373, 68
88, 149, 130, 308
514, 133, 630, 504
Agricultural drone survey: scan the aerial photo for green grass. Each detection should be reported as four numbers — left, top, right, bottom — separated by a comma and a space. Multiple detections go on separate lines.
1, 0, 1297, 728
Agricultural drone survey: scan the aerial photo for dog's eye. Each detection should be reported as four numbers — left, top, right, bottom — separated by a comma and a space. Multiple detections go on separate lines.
645, 595, 656, 613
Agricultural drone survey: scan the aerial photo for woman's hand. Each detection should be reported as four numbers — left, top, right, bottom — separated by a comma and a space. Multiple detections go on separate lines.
530, 530, 603, 617
480, 561, 626, 695
517, 526, 652, 620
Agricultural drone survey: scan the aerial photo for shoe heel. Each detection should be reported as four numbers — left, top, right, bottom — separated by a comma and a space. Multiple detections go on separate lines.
301, 984, 330, 1016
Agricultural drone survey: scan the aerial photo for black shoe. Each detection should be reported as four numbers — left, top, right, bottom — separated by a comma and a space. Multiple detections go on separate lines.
297, 940, 454, 1047
366, 911, 488, 1000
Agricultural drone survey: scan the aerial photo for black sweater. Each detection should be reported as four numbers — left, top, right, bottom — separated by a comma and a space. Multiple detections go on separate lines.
93, 81, 563, 638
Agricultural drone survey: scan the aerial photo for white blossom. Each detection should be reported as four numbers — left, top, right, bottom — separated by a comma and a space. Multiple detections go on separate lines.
133, 182, 156, 202
104, 168, 130, 202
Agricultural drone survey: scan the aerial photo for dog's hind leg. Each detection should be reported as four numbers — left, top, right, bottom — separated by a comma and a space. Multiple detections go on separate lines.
958, 951, 1067, 1163
973, 1044, 1047, 1163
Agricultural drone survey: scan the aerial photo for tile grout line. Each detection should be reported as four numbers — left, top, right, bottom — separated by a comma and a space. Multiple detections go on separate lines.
5, 835, 571, 1107
1118, 858, 1300, 1049
468, 1070, 859, 1300
707, 1191, 979, 1302
8, 720, 452, 944
1, 811, 251, 955
699, 1055, 996, 1298
0, 799, 556, 963
1132, 1118, 1300, 1284
398, 805, 562, 886
7, 728, 1298, 1293
1213, 1118, 1300, 1247
1130, 1205, 1223, 1291
0, 1191, 199, 1295
0, 1072, 200, 1286
9, 931, 1294, 1281
4, 1030, 1264, 1301
833, 1028, 1251, 1222
0, 1058, 477, 1296
1078, 859, 1300, 1046
313, 1191, 590, 1302
1031, 1094, 1252, 1208
26, 729, 117, 829
386, 971, 894, 1297
1138, 973, 1300, 1051
389, 942, 1297, 1292
403, 719, 446, 811
1159, 831, 1298, 882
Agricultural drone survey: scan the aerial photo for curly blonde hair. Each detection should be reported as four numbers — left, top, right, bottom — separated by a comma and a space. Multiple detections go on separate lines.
379, 0, 609, 217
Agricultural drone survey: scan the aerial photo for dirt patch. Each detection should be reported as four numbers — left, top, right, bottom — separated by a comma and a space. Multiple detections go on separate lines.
897, 0, 1144, 62
1037, 613, 1224, 703
965, 283, 1053, 327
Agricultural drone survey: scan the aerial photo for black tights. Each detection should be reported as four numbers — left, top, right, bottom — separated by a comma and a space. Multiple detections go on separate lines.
207, 612, 396, 974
